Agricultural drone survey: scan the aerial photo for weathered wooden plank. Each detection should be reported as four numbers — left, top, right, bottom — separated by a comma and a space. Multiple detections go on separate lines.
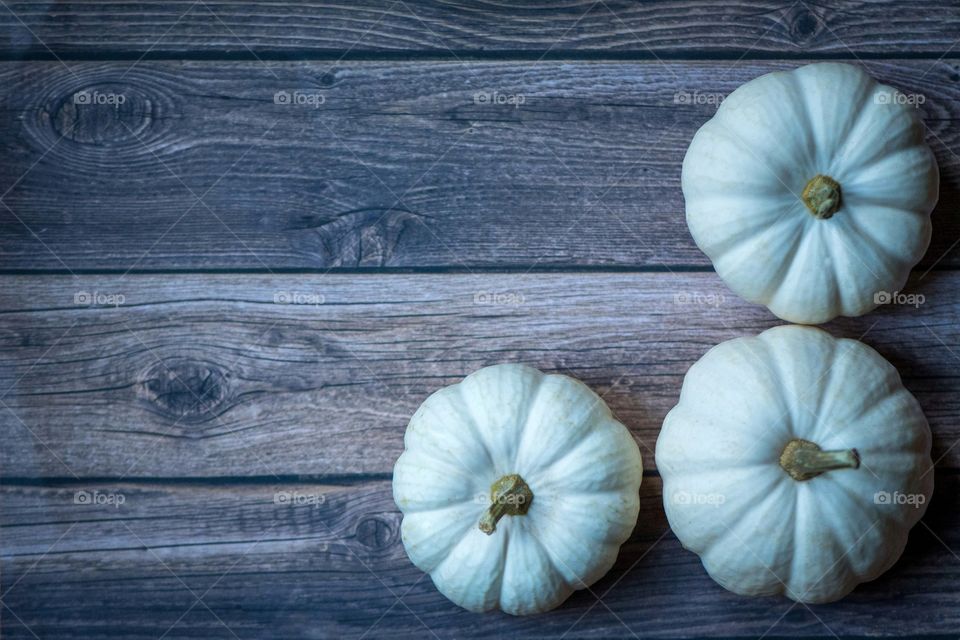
1, 59, 959, 271
1, 1, 959, 57
2, 272, 957, 478
1, 475, 958, 639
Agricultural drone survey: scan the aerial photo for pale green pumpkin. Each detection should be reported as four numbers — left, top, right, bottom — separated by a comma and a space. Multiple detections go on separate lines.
657, 325, 933, 603
683, 62, 939, 324
393, 364, 643, 615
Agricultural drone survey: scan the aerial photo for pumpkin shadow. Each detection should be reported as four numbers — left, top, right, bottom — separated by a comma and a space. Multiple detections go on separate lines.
903, 200, 955, 303
922, 152, 960, 272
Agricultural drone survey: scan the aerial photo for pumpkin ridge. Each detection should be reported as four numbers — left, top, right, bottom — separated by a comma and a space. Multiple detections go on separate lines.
530, 430, 641, 494
740, 335, 796, 432
831, 112, 920, 179
516, 519, 585, 602
437, 522, 509, 611
820, 475, 894, 540
823, 227, 879, 316
792, 500, 879, 601
701, 477, 793, 584
415, 387, 498, 477
807, 341, 891, 439
798, 63, 872, 169
400, 503, 490, 571
512, 369, 547, 472
762, 222, 833, 322
823, 217, 903, 317
855, 388, 925, 436
455, 377, 500, 475
524, 498, 623, 587
785, 484, 805, 596
713, 213, 806, 306
516, 377, 615, 477
399, 446, 482, 489
499, 522, 574, 615
705, 125, 801, 194
823, 70, 881, 177
672, 467, 788, 553
801, 331, 841, 431
697, 199, 805, 265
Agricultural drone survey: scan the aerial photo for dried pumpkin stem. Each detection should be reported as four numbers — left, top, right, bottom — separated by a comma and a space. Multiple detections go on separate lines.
801, 174, 842, 219
780, 438, 860, 481
479, 473, 533, 535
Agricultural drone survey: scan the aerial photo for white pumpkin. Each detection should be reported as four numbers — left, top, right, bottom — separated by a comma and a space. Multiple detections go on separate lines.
657, 325, 933, 603
393, 364, 643, 614
682, 62, 939, 324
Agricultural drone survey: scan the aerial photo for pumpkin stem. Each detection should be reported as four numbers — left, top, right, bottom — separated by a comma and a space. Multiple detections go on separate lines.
479, 473, 533, 535
780, 438, 859, 481
801, 174, 842, 219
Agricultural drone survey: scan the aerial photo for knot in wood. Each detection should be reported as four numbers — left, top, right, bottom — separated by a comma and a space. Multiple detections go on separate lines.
138, 358, 230, 424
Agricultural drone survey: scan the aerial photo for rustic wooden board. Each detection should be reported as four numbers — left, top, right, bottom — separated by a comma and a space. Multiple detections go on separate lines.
2, 4, 959, 638
2, 1, 960, 57
2, 272, 957, 478
2, 475, 958, 639
2, 59, 959, 271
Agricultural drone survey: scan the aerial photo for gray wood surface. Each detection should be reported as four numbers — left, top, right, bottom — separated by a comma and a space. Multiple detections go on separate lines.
2, 60, 958, 271
2, 475, 958, 639
3, 272, 957, 478
3, 2, 960, 638
1, 1, 959, 56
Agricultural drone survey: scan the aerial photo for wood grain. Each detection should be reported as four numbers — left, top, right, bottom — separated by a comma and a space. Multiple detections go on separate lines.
1, 1, 960, 57
2, 271, 957, 478
3, 3, 959, 638
2, 59, 959, 271
2, 475, 958, 639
